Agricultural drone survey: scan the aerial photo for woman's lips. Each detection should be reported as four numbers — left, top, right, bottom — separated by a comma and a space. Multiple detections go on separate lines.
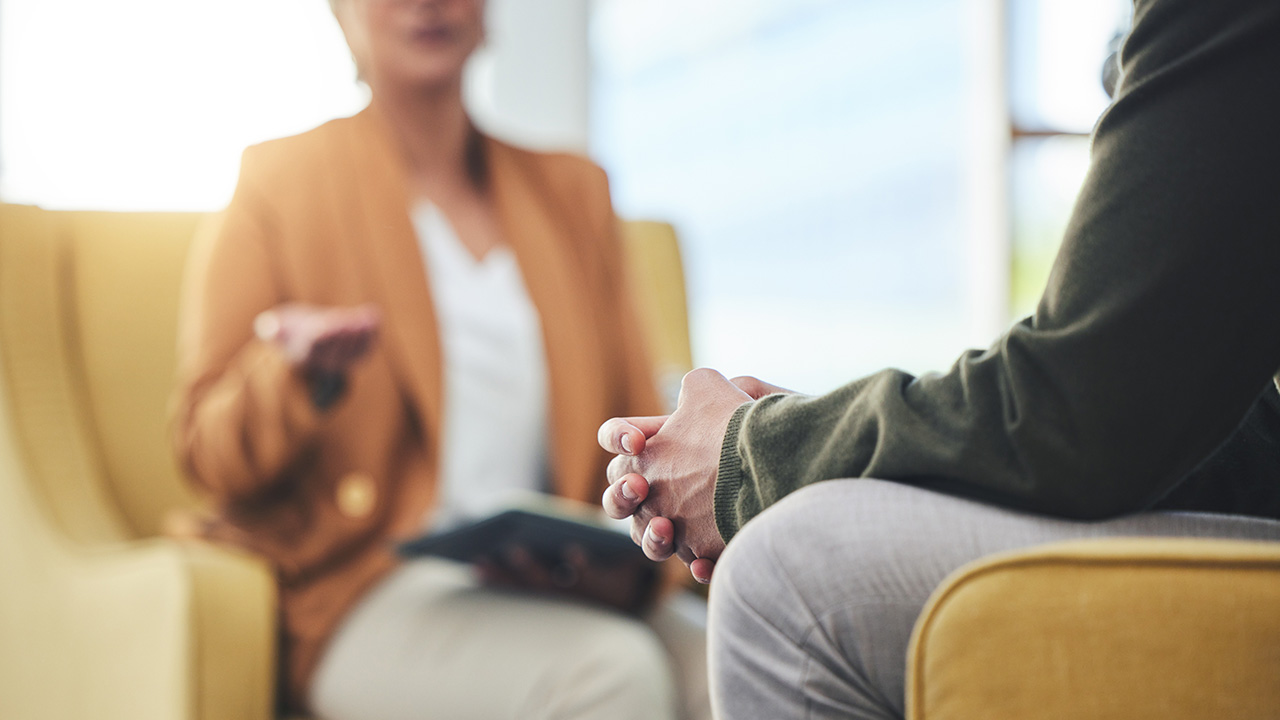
410, 25, 455, 44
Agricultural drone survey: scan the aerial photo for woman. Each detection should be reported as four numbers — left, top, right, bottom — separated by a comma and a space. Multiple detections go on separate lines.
173, 0, 708, 718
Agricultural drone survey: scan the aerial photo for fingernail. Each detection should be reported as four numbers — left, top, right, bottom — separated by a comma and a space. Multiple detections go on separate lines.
620, 434, 634, 454
620, 481, 639, 502
644, 525, 667, 547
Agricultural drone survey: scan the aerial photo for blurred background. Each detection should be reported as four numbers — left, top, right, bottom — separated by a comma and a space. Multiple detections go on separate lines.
0, 0, 1129, 395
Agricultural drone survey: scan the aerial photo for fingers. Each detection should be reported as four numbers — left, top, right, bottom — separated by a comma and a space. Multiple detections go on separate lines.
603, 473, 649, 519
562, 544, 591, 571
253, 309, 283, 343
551, 545, 588, 589
350, 303, 382, 332
640, 515, 676, 562
309, 331, 359, 374
256, 303, 383, 374
632, 515, 703, 570
306, 310, 381, 375
605, 453, 632, 485
729, 375, 796, 399
474, 546, 541, 589
500, 545, 554, 589
597, 415, 669, 455
689, 558, 716, 584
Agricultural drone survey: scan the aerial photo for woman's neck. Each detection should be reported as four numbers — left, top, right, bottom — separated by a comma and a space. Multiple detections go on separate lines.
372, 80, 478, 196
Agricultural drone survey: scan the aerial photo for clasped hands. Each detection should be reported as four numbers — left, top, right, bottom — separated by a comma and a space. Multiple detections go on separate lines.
599, 369, 791, 583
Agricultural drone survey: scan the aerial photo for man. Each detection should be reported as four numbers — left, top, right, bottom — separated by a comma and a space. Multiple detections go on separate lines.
599, 0, 1280, 717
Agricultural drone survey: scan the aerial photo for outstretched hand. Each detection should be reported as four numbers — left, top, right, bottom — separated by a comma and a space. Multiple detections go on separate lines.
599, 370, 794, 583
254, 303, 381, 378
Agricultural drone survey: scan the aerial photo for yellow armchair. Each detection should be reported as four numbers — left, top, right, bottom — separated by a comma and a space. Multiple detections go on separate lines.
0, 204, 692, 720
0, 206, 277, 720
907, 538, 1280, 719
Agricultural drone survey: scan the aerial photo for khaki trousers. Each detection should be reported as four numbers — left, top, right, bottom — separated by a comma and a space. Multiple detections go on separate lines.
310, 558, 710, 720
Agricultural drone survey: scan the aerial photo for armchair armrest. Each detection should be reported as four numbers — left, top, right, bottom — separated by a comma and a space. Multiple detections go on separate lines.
3, 535, 276, 720
906, 538, 1280, 720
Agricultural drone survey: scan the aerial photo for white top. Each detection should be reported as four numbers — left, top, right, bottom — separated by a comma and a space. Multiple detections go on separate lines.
412, 201, 550, 528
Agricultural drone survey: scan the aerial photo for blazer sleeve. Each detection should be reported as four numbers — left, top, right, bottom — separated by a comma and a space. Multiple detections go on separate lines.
173, 148, 330, 503
713, 0, 1280, 541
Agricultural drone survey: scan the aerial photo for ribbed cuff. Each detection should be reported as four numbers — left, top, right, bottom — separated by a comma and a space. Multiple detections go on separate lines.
714, 402, 753, 543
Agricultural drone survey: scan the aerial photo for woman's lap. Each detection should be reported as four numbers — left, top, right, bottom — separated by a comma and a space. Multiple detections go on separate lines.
310, 559, 695, 720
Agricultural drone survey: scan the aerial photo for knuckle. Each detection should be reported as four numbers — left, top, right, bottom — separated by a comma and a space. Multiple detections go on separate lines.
597, 418, 622, 448
643, 542, 666, 562
682, 367, 718, 388
601, 487, 621, 517
606, 454, 629, 481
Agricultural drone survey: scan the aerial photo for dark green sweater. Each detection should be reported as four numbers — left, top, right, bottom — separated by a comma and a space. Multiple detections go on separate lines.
714, 0, 1280, 542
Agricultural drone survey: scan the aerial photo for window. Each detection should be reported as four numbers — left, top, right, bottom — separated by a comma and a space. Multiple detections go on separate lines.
1007, 0, 1131, 317
592, 0, 1134, 391
591, 0, 994, 393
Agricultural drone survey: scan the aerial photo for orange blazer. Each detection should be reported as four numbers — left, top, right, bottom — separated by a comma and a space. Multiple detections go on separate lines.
173, 106, 660, 709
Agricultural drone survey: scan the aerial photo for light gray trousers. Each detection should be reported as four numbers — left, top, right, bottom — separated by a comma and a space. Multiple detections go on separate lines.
707, 479, 1280, 720
310, 559, 711, 720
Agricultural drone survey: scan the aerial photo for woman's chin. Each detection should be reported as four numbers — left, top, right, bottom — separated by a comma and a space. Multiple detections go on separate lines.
372, 64, 467, 94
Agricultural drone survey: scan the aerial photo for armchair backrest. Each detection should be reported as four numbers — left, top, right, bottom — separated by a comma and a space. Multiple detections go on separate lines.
0, 206, 201, 542
619, 220, 694, 410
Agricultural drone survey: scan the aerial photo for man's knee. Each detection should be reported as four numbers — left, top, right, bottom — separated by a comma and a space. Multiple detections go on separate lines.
711, 481, 856, 634
713, 479, 943, 615
710, 480, 951, 719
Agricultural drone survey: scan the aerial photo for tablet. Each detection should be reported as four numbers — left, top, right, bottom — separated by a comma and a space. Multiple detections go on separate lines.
396, 504, 645, 565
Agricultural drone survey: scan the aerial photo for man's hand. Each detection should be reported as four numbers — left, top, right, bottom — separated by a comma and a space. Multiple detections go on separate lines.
254, 303, 381, 377
598, 370, 794, 583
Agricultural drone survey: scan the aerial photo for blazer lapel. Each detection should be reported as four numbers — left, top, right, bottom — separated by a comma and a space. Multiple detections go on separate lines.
487, 140, 608, 499
341, 107, 444, 456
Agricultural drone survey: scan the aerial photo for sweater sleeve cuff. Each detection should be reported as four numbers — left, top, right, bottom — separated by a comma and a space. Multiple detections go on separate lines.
714, 401, 753, 543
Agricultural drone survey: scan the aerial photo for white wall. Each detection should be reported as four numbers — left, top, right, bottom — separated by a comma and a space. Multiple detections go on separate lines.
468, 0, 591, 153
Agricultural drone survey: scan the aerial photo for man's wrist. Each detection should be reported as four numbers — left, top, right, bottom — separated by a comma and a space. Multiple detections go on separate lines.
713, 401, 753, 544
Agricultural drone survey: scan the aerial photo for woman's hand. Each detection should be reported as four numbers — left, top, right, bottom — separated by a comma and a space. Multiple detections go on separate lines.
254, 303, 381, 377
475, 545, 659, 615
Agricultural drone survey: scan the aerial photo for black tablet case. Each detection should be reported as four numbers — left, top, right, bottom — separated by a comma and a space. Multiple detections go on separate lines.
397, 508, 646, 565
